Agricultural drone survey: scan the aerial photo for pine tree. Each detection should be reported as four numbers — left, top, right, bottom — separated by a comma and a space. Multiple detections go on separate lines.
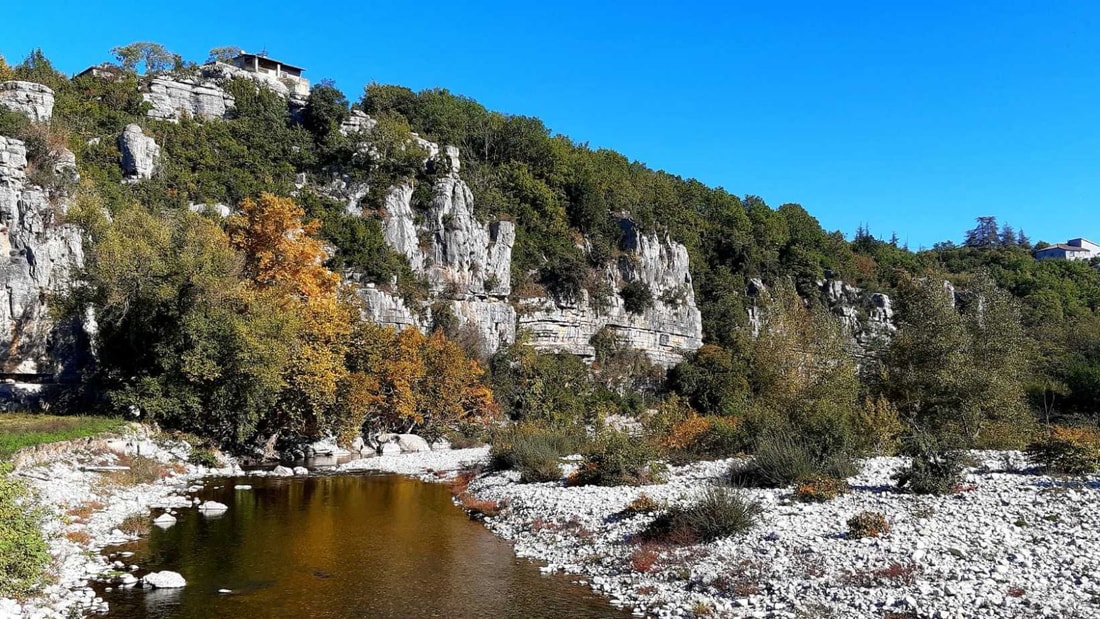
964, 217, 1000, 248
1017, 229, 1031, 248
1000, 224, 1017, 246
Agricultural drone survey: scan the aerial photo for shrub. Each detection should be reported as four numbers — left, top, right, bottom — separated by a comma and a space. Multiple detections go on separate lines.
118, 513, 150, 537
642, 487, 763, 544
489, 424, 584, 482
1025, 425, 1100, 475
106, 454, 172, 486
893, 438, 966, 495
847, 511, 889, 539
793, 476, 848, 503
629, 544, 660, 572
0, 464, 49, 598
729, 431, 856, 488
187, 448, 219, 468
622, 493, 660, 515
620, 280, 654, 314
572, 430, 666, 487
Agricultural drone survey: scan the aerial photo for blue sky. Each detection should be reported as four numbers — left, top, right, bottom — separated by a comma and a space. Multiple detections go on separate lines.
4, 1, 1099, 249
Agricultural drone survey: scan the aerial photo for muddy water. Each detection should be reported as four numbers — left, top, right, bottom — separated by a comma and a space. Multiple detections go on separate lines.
98, 475, 627, 618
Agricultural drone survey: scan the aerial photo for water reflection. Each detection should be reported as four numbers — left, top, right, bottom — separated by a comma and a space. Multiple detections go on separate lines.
99, 475, 628, 619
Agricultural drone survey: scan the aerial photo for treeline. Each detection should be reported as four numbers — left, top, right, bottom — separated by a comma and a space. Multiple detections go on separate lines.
1, 46, 1098, 461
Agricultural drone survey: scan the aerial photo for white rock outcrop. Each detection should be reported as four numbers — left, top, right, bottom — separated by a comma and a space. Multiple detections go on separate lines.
118, 124, 159, 180
0, 81, 54, 122
518, 220, 703, 367
0, 135, 88, 378
143, 76, 235, 122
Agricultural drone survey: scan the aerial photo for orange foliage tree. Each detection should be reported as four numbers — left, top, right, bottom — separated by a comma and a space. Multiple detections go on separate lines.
228, 193, 354, 437
339, 323, 498, 441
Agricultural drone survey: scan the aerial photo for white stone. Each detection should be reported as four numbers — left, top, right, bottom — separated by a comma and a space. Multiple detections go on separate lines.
0, 81, 54, 122
152, 513, 176, 528
271, 465, 293, 477
143, 571, 186, 589
118, 124, 159, 180
198, 501, 227, 512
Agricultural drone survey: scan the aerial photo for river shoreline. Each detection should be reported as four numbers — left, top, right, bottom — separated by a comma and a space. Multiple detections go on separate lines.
8, 430, 1098, 619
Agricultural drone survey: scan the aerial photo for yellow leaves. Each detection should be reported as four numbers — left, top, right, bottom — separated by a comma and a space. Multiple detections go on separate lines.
228, 193, 338, 300
0, 55, 12, 82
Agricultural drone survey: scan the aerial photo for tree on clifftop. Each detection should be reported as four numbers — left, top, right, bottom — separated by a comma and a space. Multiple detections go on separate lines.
111, 42, 179, 75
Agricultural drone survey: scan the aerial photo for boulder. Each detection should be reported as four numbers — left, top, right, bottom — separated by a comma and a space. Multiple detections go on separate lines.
119, 125, 159, 180
0, 81, 54, 122
307, 438, 350, 457
143, 571, 186, 589
152, 513, 176, 528
397, 434, 431, 453
198, 501, 227, 512
271, 465, 293, 477
292, 466, 309, 476
142, 76, 234, 122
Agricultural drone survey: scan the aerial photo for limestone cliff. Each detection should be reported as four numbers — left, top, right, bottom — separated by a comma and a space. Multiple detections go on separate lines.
350, 123, 702, 366
0, 135, 87, 378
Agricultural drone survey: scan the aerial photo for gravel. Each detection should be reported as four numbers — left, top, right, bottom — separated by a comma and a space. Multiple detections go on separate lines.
467, 452, 1100, 618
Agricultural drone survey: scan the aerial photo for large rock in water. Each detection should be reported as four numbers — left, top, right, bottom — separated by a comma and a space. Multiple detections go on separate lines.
119, 124, 159, 180
143, 571, 186, 588
0, 135, 89, 381
0, 81, 54, 122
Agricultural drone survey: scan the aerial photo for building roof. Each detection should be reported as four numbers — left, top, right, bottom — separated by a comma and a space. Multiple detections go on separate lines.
1039, 244, 1090, 252
233, 53, 305, 73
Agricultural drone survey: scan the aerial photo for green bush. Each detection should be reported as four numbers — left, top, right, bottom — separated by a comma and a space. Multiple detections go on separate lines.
1025, 426, 1100, 475
187, 448, 219, 468
572, 430, 666, 487
0, 464, 49, 598
893, 437, 966, 495
847, 511, 889, 539
620, 280, 654, 315
642, 487, 763, 544
729, 431, 856, 488
489, 424, 584, 483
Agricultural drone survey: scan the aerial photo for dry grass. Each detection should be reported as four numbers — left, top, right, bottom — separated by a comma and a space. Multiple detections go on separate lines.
629, 543, 661, 573
843, 562, 920, 588
118, 513, 150, 537
64, 529, 91, 545
458, 494, 501, 518
103, 454, 172, 487
710, 558, 767, 597
66, 500, 106, 521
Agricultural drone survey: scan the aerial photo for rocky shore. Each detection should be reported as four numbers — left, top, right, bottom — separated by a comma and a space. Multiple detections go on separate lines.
9, 432, 1096, 619
466, 452, 1100, 619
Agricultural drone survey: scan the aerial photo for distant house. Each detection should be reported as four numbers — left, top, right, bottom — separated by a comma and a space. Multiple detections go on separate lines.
73, 63, 124, 81
228, 53, 310, 96
1035, 238, 1100, 262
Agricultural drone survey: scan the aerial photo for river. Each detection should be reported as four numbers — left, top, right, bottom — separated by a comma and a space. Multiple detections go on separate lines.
97, 474, 628, 618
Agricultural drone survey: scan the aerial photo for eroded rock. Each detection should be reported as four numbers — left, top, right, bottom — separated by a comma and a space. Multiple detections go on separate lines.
0, 81, 54, 122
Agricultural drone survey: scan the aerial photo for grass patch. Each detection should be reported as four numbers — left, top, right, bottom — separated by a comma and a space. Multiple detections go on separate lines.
118, 513, 150, 537
0, 413, 125, 460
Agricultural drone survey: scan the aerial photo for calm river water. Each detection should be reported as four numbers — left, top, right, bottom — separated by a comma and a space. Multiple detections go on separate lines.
98, 474, 628, 618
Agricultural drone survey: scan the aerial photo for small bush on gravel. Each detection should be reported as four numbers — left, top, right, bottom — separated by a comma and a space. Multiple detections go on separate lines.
0, 464, 49, 598
793, 476, 849, 502
119, 513, 150, 537
893, 437, 966, 495
642, 487, 763, 544
572, 430, 666, 487
107, 454, 172, 486
1025, 425, 1100, 475
729, 431, 856, 488
489, 424, 584, 483
622, 493, 660, 515
847, 511, 889, 539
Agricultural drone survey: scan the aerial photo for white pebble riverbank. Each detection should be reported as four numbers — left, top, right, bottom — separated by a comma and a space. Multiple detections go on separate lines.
466, 452, 1100, 618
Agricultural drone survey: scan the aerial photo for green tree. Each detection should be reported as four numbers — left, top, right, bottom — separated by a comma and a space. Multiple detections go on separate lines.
207, 46, 244, 63
111, 42, 178, 74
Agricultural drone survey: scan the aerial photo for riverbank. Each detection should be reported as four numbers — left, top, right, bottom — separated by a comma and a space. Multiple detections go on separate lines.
0, 428, 490, 619
0, 425, 240, 618
466, 452, 1100, 619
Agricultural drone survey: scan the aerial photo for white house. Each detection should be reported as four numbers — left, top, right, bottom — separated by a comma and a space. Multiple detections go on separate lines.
229, 53, 310, 97
1035, 238, 1100, 262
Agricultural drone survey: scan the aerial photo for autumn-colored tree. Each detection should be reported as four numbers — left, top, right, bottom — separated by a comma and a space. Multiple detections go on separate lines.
342, 325, 498, 440
228, 193, 353, 438
0, 55, 13, 82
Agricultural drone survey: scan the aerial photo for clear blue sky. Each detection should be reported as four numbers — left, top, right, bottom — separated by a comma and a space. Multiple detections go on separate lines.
5, 1, 1099, 249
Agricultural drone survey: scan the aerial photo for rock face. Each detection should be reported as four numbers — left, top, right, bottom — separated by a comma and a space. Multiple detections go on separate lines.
0, 81, 54, 122
357, 138, 518, 355
349, 123, 701, 365
819, 277, 896, 355
518, 220, 703, 367
143, 76, 235, 122
118, 124, 159, 180
0, 135, 88, 378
